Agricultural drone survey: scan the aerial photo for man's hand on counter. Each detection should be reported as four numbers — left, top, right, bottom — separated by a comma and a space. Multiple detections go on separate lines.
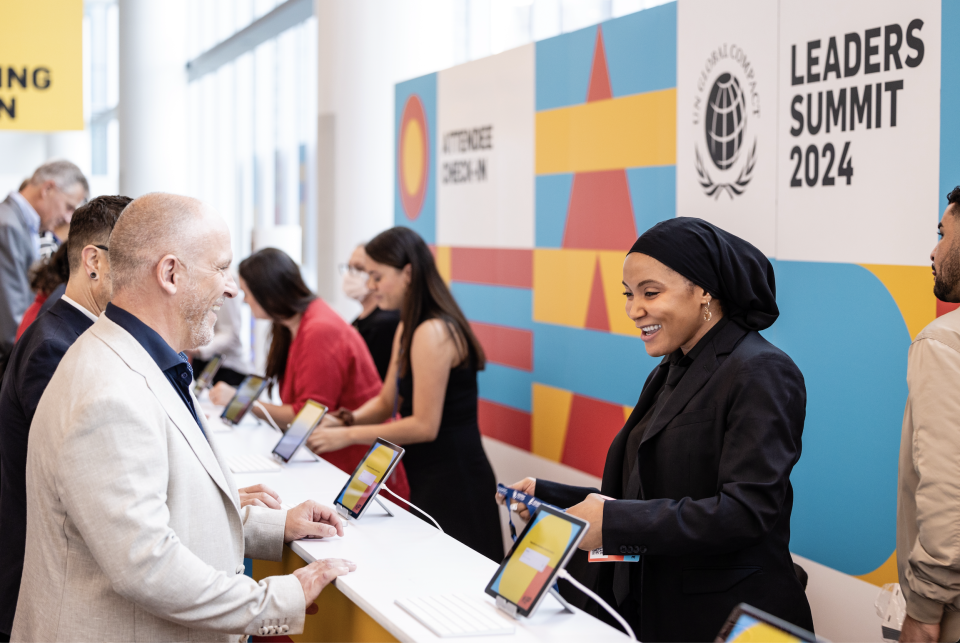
284, 499, 344, 541
293, 558, 357, 612
239, 483, 282, 509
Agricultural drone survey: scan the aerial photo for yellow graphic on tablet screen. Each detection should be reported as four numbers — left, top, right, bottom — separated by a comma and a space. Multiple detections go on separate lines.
498, 514, 572, 607
729, 622, 800, 643
341, 445, 393, 511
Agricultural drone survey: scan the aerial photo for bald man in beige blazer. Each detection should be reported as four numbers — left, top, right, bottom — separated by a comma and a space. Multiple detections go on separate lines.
12, 194, 354, 642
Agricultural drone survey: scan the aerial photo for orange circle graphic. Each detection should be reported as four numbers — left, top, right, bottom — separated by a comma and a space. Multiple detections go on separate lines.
399, 95, 428, 220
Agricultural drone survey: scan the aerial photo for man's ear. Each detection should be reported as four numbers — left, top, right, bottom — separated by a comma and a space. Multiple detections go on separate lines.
80, 245, 99, 278
156, 254, 180, 295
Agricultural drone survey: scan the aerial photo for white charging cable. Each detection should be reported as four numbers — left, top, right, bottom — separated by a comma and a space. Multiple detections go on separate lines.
253, 400, 284, 433
557, 568, 636, 641
381, 485, 444, 533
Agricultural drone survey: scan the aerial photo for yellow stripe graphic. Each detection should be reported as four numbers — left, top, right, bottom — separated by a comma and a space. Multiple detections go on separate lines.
536, 89, 676, 175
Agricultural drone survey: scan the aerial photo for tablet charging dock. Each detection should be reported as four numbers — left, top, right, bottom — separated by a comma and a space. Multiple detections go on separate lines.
336, 492, 394, 520
495, 596, 518, 619
495, 588, 573, 620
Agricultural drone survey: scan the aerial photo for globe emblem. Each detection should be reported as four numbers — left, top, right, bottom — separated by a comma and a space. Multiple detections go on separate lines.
705, 73, 747, 171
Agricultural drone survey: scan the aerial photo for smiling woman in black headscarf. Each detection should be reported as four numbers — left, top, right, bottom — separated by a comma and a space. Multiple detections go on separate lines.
499, 218, 813, 642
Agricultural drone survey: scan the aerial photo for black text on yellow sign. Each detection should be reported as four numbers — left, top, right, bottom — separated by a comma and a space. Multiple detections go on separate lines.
0, 0, 83, 131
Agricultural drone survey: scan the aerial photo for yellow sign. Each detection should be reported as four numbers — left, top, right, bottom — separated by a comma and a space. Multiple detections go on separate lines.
0, 0, 83, 130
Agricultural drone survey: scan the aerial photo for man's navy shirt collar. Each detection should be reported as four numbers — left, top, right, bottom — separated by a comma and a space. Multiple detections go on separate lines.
105, 303, 203, 434
106, 303, 187, 371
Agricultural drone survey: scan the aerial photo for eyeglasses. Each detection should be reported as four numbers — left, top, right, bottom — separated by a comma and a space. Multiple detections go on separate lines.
94, 245, 109, 252
338, 263, 366, 276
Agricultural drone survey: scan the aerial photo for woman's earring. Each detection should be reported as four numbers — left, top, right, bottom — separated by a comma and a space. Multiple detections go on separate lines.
703, 300, 712, 322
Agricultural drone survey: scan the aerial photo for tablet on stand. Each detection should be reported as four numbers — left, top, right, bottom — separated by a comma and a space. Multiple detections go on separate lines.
192, 353, 223, 396
220, 375, 269, 426
485, 505, 588, 619
333, 438, 405, 520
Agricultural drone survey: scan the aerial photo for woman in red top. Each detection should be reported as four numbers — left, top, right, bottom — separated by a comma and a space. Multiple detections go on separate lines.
16, 243, 70, 340
209, 248, 409, 499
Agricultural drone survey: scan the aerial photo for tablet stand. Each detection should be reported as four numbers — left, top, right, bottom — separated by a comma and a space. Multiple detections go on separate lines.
495, 588, 573, 620
336, 489, 394, 520
374, 495, 394, 517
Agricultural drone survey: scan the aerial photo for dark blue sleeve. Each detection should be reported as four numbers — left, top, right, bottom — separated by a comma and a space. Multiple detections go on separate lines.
16, 339, 69, 420
536, 479, 600, 508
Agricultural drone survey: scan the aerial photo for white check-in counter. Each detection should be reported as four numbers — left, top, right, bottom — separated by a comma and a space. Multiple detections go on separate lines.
203, 402, 629, 643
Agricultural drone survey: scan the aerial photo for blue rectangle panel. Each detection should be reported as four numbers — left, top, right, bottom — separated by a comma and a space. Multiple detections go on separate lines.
535, 173, 574, 247
532, 322, 659, 407
395, 73, 437, 243
627, 165, 676, 234
603, 2, 677, 97
536, 25, 598, 111
942, 0, 960, 218
478, 364, 533, 412
451, 282, 533, 330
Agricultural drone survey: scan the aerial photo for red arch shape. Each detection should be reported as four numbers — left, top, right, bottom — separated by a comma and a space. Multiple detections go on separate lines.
398, 94, 429, 220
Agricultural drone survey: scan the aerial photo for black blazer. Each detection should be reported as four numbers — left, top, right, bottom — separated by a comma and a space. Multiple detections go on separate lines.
538, 321, 813, 642
0, 299, 93, 635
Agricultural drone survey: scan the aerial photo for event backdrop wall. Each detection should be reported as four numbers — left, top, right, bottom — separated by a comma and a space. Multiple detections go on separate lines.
395, 0, 953, 635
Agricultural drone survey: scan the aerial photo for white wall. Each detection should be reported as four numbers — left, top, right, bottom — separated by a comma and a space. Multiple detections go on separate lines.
315, 0, 463, 319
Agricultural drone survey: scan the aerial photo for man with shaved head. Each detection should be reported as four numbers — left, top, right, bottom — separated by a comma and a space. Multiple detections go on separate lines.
13, 194, 355, 642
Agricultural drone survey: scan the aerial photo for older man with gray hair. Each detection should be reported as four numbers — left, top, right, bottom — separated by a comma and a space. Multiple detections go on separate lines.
0, 160, 88, 374
13, 193, 354, 642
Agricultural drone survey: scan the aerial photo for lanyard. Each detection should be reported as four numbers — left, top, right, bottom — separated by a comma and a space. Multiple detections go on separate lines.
497, 483, 565, 542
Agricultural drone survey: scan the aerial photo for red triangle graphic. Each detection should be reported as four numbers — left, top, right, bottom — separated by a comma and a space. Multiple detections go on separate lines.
562, 170, 638, 250
585, 258, 611, 332
561, 394, 625, 477
587, 26, 612, 102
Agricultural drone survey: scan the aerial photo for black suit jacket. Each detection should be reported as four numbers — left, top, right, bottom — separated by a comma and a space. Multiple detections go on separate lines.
538, 321, 813, 642
0, 299, 93, 634
36, 282, 65, 319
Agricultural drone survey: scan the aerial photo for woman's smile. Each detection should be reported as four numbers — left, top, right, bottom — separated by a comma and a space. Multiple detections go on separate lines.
640, 323, 662, 342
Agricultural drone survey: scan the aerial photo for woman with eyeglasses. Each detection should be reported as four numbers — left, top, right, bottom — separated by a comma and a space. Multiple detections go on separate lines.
340, 244, 400, 381
308, 227, 503, 562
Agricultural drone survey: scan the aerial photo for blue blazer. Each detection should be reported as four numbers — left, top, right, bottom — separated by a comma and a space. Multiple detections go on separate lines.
0, 298, 94, 635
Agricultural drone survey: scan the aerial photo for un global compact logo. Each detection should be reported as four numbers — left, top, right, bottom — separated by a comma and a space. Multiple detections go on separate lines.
693, 45, 759, 200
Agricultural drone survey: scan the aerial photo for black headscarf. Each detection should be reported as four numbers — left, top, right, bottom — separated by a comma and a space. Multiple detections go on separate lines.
628, 217, 778, 331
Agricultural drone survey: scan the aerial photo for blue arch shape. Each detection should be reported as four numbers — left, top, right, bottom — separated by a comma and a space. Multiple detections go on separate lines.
765, 261, 908, 575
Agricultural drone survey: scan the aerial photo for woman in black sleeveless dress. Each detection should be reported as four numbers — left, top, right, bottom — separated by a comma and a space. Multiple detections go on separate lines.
308, 227, 503, 561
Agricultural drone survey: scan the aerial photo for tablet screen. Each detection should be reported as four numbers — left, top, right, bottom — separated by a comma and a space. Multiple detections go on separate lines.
220, 375, 267, 424
717, 604, 816, 643
485, 505, 587, 617
272, 400, 328, 462
192, 354, 223, 395
334, 439, 404, 519
725, 614, 802, 643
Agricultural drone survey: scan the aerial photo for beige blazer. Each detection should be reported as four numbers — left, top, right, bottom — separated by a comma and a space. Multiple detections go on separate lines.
898, 308, 960, 642
12, 315, 305, 642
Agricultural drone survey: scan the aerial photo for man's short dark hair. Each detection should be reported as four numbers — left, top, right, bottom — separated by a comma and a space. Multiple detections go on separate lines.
948, 186, 960, 212
67, 195, 133, 273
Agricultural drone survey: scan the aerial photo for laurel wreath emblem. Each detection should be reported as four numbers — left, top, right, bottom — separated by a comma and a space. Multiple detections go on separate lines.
695, 139, 757, 200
